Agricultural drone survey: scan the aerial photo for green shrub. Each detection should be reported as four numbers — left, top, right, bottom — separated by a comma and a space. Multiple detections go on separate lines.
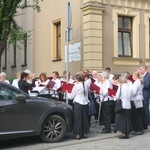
8, 76, 15, 84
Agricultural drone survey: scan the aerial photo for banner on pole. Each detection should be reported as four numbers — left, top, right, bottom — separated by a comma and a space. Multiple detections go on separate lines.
65, 42, 81, 62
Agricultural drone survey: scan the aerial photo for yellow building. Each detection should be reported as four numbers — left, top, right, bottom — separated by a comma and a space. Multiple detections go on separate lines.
2, 0, 150, 77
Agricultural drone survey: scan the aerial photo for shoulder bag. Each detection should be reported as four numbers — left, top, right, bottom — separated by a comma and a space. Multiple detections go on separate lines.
115, 86, 122, 113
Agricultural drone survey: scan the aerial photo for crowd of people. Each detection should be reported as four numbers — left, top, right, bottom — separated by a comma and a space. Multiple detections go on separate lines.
0, 65, 150, 140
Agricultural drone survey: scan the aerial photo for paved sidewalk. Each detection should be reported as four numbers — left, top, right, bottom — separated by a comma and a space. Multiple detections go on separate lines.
3, 116, 149, 150
45, 118, 150, 150
88, 116, 150, 139
85, 117, 121, 139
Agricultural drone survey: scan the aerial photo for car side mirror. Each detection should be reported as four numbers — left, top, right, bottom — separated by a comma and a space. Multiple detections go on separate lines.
15, 93, 26, 101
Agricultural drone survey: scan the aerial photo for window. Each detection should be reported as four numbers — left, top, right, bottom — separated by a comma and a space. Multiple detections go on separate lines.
118, 16, 132, 57
51, 20, 62, 61
21, 33, 27, 66
11, 43, 16, 67
144, 13, 150, 59
56, 23, 61, 59
113, 9, 140, 66
22, 0, 27, 8
2, 42, 7, 69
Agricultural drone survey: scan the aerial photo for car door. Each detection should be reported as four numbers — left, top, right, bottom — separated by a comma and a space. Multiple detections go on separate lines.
0, 84, 38, 134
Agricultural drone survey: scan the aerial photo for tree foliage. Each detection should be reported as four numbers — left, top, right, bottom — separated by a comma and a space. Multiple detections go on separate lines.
0, 0, 42, 57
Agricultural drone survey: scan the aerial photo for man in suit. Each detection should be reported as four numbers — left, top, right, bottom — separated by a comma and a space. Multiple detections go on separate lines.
140, 65, 150, 126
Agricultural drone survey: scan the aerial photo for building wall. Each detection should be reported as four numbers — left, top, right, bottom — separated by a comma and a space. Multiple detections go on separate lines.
1, 0, 34, 78
82, 0, 150, 75
33, 0, 83, 76
2, 0, 150, 78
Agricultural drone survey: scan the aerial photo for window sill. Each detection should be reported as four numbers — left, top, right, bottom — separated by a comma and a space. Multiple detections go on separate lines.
2, 67, 7, 69
52, 59, 62, 62
11, 65, 16, 68
113, 57, 142, 66
145, 59, 150, 66
21, 64, 27, 67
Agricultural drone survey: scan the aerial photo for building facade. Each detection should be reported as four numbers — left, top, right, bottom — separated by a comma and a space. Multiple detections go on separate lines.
2, 0, 150, 78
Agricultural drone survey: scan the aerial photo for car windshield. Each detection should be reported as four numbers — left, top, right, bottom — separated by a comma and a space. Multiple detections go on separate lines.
0, 84, 29, 101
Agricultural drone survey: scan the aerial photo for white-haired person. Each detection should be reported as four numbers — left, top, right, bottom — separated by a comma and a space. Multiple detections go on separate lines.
67, 71, 89, 139
100, 71, 114, 133
0, 72, 10, 84
114, 76, 133, 139
94, 73, 103, 122
121, 71, 133, 86
24, 69, 36, 84
24, 69, 32, 75
12, 71, 22, 88
91, 70, 98, 82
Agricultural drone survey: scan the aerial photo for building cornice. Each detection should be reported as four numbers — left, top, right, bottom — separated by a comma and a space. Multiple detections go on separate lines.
83, 0, 150, 11
81, 3, 105, 11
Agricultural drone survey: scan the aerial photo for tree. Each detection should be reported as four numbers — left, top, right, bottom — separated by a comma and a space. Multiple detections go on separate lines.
0, 0, 42, 68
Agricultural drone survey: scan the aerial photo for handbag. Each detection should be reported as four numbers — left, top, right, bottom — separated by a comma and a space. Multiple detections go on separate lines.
88, 92, 96, 115
115, 86, 122, 113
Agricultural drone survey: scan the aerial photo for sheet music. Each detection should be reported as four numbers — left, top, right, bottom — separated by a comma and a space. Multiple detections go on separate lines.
32, 86, 46, 92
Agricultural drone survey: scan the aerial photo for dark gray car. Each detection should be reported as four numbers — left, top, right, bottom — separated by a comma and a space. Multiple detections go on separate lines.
0, 82, 73, 143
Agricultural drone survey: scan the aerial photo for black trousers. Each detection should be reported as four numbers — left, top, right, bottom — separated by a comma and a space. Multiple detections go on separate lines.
73, 102, 89, 136
131, 101, 143, 132
102, 100, 115, 131
143, 97, 150, 126
115, 109, 132, 136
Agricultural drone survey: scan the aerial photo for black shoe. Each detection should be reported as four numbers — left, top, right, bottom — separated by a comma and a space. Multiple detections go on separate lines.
73, 135, 81, 140
130, 131, 136, 135
114, 130, 117, 133
82, 134, 87, 138
135, 131, 143, 135
101, 129, 111, 133
119, 134, 129, 139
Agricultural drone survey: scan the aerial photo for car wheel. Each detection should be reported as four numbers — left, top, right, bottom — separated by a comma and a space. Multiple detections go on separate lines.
40, 115, 67, 143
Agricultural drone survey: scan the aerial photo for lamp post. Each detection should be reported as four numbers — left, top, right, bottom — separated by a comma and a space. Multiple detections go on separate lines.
66, 1, 72, 104
66, 1, 72, 83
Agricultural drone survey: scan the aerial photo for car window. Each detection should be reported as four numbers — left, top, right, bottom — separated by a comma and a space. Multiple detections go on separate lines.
0, 85, 21, 101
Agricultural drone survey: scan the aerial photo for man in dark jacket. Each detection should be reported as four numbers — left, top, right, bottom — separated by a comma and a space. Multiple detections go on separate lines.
18, 72, 36, 95
140, 65, 150, 126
